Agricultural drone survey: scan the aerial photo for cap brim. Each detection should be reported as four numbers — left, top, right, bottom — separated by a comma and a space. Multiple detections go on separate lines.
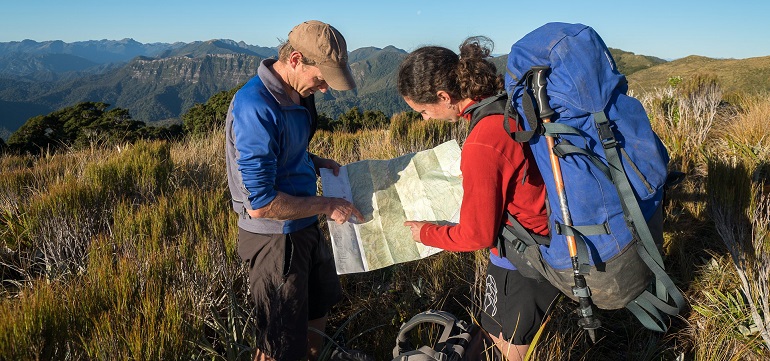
318, 64, 356, 91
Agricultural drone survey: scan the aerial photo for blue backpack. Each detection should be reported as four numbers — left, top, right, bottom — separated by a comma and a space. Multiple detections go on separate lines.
464, 22, 686, 333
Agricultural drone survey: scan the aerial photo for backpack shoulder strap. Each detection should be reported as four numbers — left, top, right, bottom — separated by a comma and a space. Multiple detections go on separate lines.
463, 93, 509, 132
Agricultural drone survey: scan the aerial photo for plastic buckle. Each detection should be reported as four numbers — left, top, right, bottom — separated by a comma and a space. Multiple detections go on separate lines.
597, 121, 617, 149
513, 240, 528, 253
601, 137, 617, 149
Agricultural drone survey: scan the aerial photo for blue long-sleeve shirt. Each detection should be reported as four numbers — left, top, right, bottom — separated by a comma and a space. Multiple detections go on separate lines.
225, 59, 317, 234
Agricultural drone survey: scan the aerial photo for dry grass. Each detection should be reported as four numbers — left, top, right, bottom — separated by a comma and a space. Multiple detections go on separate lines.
700, 90, 770, 358
1, 86, 769, 360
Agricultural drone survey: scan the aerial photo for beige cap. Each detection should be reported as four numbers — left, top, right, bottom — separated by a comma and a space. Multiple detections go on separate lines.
288, 20, 356, 91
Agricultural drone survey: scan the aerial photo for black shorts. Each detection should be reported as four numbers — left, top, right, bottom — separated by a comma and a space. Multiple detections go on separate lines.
479, 262, 561, 345
237, 223, 342, 360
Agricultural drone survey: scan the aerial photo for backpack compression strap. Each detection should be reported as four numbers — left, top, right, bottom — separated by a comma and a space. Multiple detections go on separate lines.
593, 111, 687, 332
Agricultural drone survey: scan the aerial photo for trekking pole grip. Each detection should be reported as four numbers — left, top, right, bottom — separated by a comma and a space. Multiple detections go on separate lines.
531, 66, 555, 119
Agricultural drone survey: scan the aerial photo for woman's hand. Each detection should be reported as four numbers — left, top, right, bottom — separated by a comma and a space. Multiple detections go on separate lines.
404, 221, 429, 243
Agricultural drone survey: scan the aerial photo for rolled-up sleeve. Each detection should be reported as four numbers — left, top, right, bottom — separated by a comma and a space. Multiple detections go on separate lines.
232, 98, 280, 210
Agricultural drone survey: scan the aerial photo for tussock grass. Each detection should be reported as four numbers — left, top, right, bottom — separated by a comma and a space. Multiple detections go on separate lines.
640, 76, 724, 173
83, 141, 173, 202
388, 112, 469, 154
1, 86, 769, 360
700, 92, 770, 357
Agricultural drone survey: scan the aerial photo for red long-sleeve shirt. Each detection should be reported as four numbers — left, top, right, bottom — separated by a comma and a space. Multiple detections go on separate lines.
420, 102, 549, 256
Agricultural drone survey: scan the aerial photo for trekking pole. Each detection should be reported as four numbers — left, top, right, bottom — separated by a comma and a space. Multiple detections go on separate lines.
531, 66, 601, 342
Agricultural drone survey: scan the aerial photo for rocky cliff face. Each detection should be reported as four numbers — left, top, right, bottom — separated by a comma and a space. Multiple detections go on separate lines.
4, 54, 263, 123
1, 41, 413, 134
87, 54, 263, 121
126, 54, 260, 86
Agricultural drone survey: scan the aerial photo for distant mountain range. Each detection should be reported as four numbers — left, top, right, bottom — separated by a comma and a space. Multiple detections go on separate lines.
0, 39, 413, 139
1, 38, 769, 141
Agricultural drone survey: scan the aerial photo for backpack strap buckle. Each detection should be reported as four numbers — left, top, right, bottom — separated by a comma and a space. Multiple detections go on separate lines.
513, 239, 528, 253
594, 111, 617, 149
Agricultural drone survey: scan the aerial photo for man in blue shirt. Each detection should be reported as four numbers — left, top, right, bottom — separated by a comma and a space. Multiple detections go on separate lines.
225, 20, 364, 361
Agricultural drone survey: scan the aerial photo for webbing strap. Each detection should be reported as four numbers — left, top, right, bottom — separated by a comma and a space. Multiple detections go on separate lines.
626, 293, 668, 332
593, 110, 686, 331
637, 287, 681, 316
552, 141, 612, 180
498, 212, 594, 275
465, 93, 508, 132
503, 212, 542, 247
555, 223, 610, 237
636, 241, 687, 312
542, 122, 582, 137
621, 148, 654, 194
553, 222, 593, 275
594, 111, 664, 267
464, 93, 505, 117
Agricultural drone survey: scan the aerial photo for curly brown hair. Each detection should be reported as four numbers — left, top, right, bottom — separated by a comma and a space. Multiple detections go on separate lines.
397, 36, 502, 104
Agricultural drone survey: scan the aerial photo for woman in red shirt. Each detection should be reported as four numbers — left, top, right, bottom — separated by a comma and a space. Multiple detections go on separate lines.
397, 37, 560, 360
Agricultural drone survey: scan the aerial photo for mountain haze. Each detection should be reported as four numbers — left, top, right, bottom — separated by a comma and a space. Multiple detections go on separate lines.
316, 45, 410, 117
0, 40, 414, 139
0, 40, 267, 136
2, 38, 768, 141
40, 53, 264, 122
158, 39, 277, 59
0, 38, 180, 64
0, 53, 98, 80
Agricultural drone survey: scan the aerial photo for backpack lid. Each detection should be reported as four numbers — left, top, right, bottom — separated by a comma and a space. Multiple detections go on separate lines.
505, 22, 627, 114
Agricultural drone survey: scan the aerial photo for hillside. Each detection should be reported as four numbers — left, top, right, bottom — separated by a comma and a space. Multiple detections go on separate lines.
608, 47, 667, 75
3, 37, 770, 142
316, 45, 410, 117
16, 53, 264, 123
159, 39, 277, 59
0, 53, 98, 80
489, 48, 667, 78
0, 41, 414, 138
627, 55, 770, 95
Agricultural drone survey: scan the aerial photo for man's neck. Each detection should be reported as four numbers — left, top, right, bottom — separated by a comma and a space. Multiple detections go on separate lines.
269, 60, 301, 104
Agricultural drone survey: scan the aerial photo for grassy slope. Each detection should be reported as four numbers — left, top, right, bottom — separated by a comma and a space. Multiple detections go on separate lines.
628, 55, 770, 95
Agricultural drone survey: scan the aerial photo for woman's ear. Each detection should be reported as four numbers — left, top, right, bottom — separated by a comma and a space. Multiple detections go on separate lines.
436, 90, 452, 105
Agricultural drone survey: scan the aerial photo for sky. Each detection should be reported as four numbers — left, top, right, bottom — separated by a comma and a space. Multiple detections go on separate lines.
1, 0, 769, 60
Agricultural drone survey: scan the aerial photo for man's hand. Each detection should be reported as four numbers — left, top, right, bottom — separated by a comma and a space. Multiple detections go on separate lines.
327, 198, 364, 224
404, 221, 429, 243
311, 155, 341, 176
